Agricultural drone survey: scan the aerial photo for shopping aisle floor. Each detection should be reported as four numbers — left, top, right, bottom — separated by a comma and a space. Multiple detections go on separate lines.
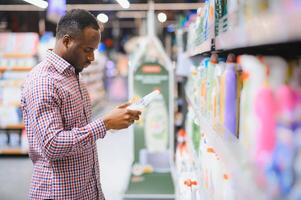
0, 102, 133, 200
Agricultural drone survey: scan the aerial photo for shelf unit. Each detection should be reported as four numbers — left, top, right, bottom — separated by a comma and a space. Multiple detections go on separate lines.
0, 148, 28, 156
0, 67, 32, 72
0, 124, 25, 130
175, 2, 301, 200
215, 8, 301, 51
185, 90, 263, 199
0, 32, 38, 156
185, 6, 301, 56
187, 39, 212, 57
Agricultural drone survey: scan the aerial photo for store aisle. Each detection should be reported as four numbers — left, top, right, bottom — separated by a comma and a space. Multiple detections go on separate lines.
96, 102, 133, 200
0, 157, 32, 200
97, 128, 133, 200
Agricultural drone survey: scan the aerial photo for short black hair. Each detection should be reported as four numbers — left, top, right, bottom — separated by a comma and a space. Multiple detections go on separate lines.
56, 9, 100, 39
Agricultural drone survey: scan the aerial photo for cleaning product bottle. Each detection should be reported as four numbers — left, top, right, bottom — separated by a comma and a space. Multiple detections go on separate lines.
273, 83, 296, 197
212, 61, 225, 122
224, 54, 238, 136
262, 57, 287, 91
220, 63, 226, 125
200, 58, 210, 114
237, 55, 266, 154
206, 54, 218, 119
254, 68, 276, 178
128, 90, 161, 111
235, 63, 243, 138
286, 62, 301, 199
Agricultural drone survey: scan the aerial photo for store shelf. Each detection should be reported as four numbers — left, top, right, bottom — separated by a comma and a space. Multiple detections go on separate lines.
185, 92, 265, 199
216, 8, 301, 51
0, 124, 25, 130
1, 53, 36, 58
0, 66, 32, 72
186, 39, 212, 57
0, 148, 28, 155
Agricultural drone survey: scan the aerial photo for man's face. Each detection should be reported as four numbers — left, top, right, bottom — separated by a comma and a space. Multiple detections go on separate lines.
64, 27, 101, 73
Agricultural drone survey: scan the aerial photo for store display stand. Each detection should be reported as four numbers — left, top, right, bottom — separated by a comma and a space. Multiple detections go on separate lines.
124, 3, 175, 199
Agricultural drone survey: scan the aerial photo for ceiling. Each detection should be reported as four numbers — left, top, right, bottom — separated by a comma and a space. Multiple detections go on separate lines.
0, 0, 201, 51
0, 0, 199, 4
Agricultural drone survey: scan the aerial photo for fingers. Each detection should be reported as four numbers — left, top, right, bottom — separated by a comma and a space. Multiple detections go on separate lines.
126, 109, 141, 116
117, 102, 131, 109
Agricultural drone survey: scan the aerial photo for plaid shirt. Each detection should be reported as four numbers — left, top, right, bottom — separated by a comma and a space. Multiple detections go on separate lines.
21, 50, 107, 200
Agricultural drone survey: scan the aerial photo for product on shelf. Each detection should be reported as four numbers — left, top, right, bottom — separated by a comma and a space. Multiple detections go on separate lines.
224, 54, 238, 136
178, 52, 301, 199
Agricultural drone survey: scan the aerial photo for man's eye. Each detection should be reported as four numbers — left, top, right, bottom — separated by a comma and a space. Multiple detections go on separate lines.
84, 49, 93, 53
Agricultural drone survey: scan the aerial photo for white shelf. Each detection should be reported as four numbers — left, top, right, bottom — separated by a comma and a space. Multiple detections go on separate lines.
216, 8, 301, 50
186, 39, 212, 57
185, 92, 265, 199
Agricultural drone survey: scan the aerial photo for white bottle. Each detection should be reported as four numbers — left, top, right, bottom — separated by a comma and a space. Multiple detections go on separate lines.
128, 90, 161, 111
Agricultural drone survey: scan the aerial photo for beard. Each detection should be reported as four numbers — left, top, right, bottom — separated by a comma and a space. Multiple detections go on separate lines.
75, 66, 83, 74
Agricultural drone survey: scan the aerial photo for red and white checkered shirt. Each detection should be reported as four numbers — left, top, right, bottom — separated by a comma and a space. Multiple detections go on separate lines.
21, 50, 107, 200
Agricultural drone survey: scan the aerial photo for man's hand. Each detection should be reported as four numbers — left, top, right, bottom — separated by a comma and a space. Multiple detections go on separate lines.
102, 103, 141, 130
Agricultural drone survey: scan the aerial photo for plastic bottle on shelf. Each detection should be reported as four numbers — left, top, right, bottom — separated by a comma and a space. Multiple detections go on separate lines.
206, 54, 218, 119
254, 73, 276, 178
289, 77, 301, 200
175, 129, 188, 172
212, 61, 225, 122
220, 64, 226, 125
200, 58, 209, 114
290, 59, 301, 199
262, 57, 287, 91
235, 64, 243, 138
224, 54, 238, 136
274, 84, 296, 197
238, 55, 266, 154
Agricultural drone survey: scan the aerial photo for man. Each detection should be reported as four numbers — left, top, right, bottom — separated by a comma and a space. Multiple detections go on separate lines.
21, 9, 141, 200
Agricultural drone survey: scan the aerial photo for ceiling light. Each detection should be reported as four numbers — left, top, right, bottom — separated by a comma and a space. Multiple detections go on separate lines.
115, 0, 130, 9
22, 0, 48, 9
97, 13, 109, 23
157, 12, 167, 23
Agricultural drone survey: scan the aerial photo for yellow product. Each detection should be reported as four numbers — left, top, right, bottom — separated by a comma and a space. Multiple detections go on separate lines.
220, 74, 225, 125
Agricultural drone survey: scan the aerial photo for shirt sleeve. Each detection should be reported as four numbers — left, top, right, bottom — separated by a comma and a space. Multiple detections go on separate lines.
26, 75, 106, 161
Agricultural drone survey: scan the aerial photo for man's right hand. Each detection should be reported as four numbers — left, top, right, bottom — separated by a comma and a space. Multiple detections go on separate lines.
102, 103, 141, 130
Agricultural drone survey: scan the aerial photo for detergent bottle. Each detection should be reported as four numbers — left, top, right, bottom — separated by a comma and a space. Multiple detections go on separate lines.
254, 57, 277, 183
238, 55, 266, 154
206, 54, 218, 119
224, 54, 238, 136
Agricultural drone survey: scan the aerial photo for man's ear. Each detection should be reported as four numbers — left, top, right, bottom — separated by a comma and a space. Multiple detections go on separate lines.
62, 34, 72, 49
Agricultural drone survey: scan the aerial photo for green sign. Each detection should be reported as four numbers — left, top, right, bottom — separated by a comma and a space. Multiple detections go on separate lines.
133, 62, 170, 166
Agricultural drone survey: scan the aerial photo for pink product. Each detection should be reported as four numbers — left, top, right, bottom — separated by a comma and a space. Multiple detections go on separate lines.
254, 87, 276, 166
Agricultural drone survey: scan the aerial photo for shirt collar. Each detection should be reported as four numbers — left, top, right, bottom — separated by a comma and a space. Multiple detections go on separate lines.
46, 50, 75, 74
